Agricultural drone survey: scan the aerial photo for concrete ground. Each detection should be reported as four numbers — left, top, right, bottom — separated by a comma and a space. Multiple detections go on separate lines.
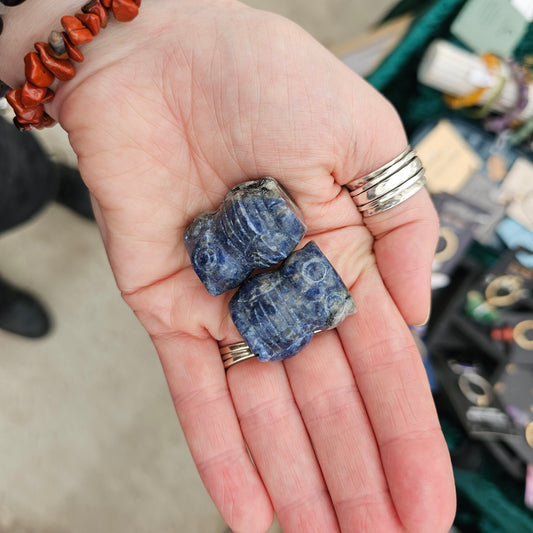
0, 1, 397, 532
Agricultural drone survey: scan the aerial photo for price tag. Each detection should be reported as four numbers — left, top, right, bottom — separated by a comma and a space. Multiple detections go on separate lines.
499, 157, 533, 232
415, 119, 482, 194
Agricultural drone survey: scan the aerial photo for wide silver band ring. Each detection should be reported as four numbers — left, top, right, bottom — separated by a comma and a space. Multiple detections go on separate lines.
358, 170, 426, 216
220, 341, 257, 370
348, 147, 412, 189
346, 147, 427, 216
353, 156, 423, 204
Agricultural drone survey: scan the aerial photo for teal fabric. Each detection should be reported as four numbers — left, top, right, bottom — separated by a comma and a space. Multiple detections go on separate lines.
454, 469, 533, 532
515, 19, 533, 61
442, 418, 533, 532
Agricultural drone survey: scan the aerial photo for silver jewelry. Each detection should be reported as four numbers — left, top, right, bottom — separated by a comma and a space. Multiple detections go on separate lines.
458, 372, 492, 407
220, 328, 326, 370
348, 147, 412, 190
220, 341, 257, 370
346, 147, 427, 216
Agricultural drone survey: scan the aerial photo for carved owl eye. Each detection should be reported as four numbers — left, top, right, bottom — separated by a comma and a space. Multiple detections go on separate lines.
193, 243, 223, 272
302, 258, 328, 284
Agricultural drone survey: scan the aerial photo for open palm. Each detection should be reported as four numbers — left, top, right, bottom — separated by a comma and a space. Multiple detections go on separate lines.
55, 2, 455, 531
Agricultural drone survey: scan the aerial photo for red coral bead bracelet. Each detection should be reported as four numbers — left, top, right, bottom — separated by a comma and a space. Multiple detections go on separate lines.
5, 0, 141, 131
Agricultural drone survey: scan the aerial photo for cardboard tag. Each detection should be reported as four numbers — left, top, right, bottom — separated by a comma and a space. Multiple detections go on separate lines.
451, 0, 528, 57
499, 157, 533, 232
500, 157, 533, 199
415, 119, 482, 194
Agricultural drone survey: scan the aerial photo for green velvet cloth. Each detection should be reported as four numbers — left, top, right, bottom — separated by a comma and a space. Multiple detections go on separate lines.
366, 1, 533, 531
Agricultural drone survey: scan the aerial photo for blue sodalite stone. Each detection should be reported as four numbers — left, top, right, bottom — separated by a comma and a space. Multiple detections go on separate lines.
229, 241, 357, 362
185, 177, 306, 296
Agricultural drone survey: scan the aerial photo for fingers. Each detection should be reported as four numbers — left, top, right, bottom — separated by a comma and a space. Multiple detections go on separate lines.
155, 333, 273, 533
339, 266, 456, 533
363, 188, 439, 326
284, 331, 404, 532
227, 359, 341, 533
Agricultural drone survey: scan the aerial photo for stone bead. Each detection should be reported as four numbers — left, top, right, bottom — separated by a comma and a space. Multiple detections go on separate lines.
61, 15, 93, 46
76, 12, 101, 35
24, 52, 54, 88
13, 117, 32, 132
82, 0, 109, 28
34, 42, 75, 82
62, 32, 84, 63
34, 113, 56, 130
6, 89, 44, 125
48, 31, 68, 58
185, 177, 307, 296
111, 0, 140, 22
230, 241, 357, 362
21, 81, 53, 107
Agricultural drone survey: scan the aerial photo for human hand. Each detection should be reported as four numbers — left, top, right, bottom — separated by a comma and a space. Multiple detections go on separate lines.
8, 1, 455, 531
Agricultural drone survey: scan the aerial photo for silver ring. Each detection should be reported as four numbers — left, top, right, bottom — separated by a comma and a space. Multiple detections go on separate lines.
358, 170, 426, 217
354, 156, 423, 205
220, 328, 326, 370
347, 147, 412, 190
346, 147, 427, 216
220, 341, 257, 370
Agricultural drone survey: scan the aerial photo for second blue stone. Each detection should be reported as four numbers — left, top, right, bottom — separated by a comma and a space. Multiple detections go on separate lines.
229, 241, 357, 362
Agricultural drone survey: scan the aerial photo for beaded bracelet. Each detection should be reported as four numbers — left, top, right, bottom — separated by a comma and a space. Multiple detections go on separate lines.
4, 0, 141, 131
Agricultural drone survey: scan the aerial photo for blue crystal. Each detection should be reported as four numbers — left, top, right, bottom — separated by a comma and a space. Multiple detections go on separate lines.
229, 241, 357, 361
185, 177, 307, 296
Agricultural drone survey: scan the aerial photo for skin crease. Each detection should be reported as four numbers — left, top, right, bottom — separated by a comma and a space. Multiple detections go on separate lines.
1, 1, 455, 531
